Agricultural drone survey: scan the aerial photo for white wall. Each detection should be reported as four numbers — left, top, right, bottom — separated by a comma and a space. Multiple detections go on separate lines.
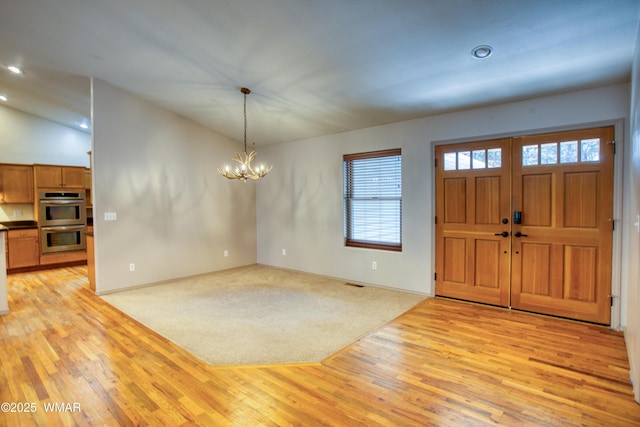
624, 17, 640, 402
257, 84, 630, 300
92, 79, 257, 293
0, 104, 91, 167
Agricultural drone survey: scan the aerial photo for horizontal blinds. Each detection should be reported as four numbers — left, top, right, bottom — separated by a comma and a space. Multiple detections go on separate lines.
344, 149, 402, 250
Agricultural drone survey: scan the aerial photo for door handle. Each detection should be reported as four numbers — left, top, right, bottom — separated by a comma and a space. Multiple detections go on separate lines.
514, 231, 528, 237
494, 231, 509, 237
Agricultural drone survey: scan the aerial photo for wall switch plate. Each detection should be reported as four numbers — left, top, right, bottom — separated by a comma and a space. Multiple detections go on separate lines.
12, 209, 22, 217
372, 261, 377, 270
129, 263, 135, 272
282, 249, 286, 255
224, 250, 228, 257
104, 212, 117, 221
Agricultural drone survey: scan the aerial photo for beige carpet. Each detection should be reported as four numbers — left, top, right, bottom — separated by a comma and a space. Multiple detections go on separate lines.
101, 265, 426, 366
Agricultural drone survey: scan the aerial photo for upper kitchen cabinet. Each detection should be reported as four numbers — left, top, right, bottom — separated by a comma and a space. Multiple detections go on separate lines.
34, 165, 85, 189
0, 164, 34, 203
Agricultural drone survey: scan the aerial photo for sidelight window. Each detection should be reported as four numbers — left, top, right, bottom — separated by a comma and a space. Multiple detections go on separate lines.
343, 148, 402, 251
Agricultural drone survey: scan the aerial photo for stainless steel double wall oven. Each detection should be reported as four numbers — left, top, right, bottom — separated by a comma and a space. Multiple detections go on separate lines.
38, 191, 86, 254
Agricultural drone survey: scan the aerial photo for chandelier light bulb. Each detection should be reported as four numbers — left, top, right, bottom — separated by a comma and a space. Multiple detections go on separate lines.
7, 65, 22, 74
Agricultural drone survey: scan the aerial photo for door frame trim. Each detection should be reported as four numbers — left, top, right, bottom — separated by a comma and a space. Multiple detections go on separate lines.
431, 119, 625, 330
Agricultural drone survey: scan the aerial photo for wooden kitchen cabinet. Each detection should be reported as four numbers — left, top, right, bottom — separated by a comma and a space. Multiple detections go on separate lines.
7, 228, 39, 269
0, 164, 34, 203
40, 250, 86, 266
84, 168, 92, 207
34, 165, 85, 189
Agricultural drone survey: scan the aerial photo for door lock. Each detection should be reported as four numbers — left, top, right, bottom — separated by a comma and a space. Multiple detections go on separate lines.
494, 231, 509, 237
514, 211, 522, 224
514, 231, 528, 237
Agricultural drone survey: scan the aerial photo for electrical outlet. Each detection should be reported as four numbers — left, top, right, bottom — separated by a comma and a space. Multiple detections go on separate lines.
372, 261, 377, 270
129, 263, 135, 272
104, 212, 117, 221
224, 250, 229, 257
282, 248, 286, 255
12, 209, 22, 217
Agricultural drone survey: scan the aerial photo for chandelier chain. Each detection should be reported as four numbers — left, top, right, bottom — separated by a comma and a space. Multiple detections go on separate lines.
243, 90, 248, 153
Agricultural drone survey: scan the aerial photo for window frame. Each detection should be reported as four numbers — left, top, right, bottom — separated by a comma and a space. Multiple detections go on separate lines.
343, 148, 402, 252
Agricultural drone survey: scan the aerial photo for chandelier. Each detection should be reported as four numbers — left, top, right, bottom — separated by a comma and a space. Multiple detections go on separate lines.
218, 87, 272, 182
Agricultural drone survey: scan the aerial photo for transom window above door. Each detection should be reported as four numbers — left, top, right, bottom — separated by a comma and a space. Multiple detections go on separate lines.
522, 138, 600, 166
443, 148, 502, 171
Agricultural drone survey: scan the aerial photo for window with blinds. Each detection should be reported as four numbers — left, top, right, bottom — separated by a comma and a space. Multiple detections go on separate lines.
343, 148, 402, 251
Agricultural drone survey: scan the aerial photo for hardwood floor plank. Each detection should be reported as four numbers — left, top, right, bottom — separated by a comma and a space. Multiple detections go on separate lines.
1, 266, 639, 426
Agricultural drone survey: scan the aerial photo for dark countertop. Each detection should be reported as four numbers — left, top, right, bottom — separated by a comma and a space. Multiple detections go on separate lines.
0, 220, 38, 230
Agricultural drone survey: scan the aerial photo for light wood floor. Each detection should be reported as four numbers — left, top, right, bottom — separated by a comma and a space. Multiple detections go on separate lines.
1, 266, 639, 426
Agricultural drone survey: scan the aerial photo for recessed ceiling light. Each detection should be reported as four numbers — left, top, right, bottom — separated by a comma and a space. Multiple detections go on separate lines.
7, 65, 23, 74
471, 45, 493, 59
0, 94, 7, 102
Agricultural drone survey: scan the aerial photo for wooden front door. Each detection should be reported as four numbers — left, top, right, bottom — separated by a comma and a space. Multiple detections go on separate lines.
435, 138, 512, 307
435, 127, 614, 324
510, 127, 614, 324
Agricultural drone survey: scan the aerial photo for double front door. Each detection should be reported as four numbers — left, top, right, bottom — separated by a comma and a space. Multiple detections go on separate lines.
435, 126, 614, 324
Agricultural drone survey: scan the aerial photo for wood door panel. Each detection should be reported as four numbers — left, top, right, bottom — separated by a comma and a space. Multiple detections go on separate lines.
475, 239, 501, 289
520, 243, 552, 296
564, 245, 597, 302
443, 237, 466, 283
475, 177, 500, 224
564, 172, 598, 228
522, 174, 552, 226
444, 178, 466, 223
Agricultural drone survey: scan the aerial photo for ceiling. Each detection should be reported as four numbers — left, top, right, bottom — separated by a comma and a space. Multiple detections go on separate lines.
0, 0, 638, 145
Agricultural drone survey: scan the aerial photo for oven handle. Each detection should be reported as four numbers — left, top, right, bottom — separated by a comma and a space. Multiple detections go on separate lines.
40, 200, 84, 205
41, 225, 86, 232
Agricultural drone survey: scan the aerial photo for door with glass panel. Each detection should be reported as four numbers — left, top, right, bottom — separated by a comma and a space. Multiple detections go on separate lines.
435, 138, 512, 307
511, 127, 614, 324
435, 127, 614, 324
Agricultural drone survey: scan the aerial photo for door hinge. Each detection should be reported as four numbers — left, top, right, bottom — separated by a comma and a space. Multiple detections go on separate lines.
609, 294, 614, 307
607, 140, 616, 154
435, 216, 437, 224
435, 158, 438, 167
434, 272, 437, 280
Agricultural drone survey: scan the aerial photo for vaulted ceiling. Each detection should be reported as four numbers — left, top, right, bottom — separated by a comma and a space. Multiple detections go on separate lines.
0, 1, 638, 145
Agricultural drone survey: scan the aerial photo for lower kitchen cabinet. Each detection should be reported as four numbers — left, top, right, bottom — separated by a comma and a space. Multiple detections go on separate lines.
40, 250, 87, 266
7, 229, 39, 269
